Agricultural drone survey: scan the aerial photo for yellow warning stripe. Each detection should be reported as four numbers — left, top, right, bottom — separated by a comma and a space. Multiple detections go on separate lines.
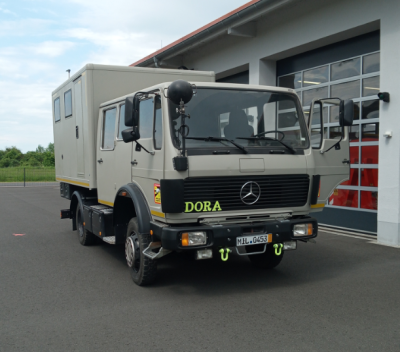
99, 199, 114, 207
311, 203, 325, 209
56, 177, 89, 187
151, 210, 165, 218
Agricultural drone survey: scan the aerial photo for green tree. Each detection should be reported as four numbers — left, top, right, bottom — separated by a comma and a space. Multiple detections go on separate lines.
36, 145, 45, 153
46, 143, 54, 154
43, 152, 55, 167
4, 147, 23, 161
0, 158, 10, 168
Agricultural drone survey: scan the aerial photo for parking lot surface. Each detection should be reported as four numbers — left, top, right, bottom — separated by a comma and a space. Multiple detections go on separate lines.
0, 187, 399, 352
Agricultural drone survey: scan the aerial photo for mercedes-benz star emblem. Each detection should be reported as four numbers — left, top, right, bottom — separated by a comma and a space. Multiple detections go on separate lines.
240, 181, 261, 205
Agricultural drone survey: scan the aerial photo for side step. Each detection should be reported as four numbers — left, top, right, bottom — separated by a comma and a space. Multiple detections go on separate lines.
103, 236, 116, 245
143, 242, 172, 260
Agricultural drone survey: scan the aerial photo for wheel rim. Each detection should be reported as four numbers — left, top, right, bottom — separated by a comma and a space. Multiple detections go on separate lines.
125, 234, 140, 272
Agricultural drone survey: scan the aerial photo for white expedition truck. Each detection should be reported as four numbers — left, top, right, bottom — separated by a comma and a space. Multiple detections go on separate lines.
53, 64, 354, 286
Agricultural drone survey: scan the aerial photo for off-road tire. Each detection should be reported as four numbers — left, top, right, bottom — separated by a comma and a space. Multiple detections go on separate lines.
247, 243, 284, 269
126, 218, 157, 286
76, 203, 95, 246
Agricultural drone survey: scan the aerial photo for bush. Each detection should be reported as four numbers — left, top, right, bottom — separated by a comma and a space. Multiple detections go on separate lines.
0, 144, 55, 168
9, 159, 20, 167
43, 152, 55, 167
0, 158, 10, 168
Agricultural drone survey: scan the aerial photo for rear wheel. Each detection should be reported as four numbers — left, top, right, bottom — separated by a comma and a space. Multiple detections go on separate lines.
125, 218, 157, 286
247, 244, 284, 269
76, 203, 95, 246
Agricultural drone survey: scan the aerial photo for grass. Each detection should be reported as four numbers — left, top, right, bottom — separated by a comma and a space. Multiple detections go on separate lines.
0, 168, 56, 182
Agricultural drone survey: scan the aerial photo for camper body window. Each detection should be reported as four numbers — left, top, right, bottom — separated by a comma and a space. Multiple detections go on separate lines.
54, 98, 61, 122
102, 108, 117, 150
64, 90, 72, 118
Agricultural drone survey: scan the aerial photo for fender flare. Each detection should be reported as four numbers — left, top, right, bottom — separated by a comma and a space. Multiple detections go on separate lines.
113, 183, 152, 235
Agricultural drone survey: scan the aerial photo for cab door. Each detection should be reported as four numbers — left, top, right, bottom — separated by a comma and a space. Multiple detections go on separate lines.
309, 99, 350, 204
131, 94, 164, 215
96, 106, 118, 206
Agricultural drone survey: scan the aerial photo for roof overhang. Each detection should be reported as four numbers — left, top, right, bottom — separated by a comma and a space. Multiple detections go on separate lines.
130, 0, 293, 68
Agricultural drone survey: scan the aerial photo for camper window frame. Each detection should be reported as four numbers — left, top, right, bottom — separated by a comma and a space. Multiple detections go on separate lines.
101, 106, 118, 151
64, 89, 73, 119
54, 97, 61, 123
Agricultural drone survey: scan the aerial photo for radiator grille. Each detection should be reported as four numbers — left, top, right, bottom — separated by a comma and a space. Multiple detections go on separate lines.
184, 174, 310, 211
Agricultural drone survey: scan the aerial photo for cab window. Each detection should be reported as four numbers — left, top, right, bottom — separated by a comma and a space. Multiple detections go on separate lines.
102, 108, 117, 150
154, 96, 162, 149
117, 104, 126, 140
139, 99, 153, 138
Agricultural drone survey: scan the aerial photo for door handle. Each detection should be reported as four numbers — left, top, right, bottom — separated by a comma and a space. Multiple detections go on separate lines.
131, 160, 138, 166
97, 158, 103, 164
76, 126, 79, 139
342, 159, 350, 164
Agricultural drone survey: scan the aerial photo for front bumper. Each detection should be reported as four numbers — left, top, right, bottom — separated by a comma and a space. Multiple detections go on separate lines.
150, 217, 318, 251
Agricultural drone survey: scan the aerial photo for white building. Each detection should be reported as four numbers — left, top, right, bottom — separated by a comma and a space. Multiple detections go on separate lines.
131, 0, 400, 247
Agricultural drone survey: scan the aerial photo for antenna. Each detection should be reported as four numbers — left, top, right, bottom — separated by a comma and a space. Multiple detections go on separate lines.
66, 69, 71, 79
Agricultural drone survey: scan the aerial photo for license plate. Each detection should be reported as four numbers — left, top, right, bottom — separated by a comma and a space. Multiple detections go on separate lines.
236, 234, 271, 247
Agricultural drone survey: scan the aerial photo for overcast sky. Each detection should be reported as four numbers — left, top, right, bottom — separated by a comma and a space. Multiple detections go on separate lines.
0, 0, 248, 152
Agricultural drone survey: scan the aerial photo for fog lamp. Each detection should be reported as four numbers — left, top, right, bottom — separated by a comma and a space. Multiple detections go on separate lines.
293, 224, 313, 237
196, 249, 213, 260
283, 241, 297, 251
181, 231, 207, 246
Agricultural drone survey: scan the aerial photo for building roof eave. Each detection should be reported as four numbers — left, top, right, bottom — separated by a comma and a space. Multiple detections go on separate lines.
130, 0, 277, 67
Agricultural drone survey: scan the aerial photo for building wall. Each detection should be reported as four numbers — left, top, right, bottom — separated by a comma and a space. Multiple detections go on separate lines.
179, 0, 400, 245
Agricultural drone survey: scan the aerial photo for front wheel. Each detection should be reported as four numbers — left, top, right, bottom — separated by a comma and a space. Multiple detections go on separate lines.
247, 244, 284, 269
125, 218, 157, 286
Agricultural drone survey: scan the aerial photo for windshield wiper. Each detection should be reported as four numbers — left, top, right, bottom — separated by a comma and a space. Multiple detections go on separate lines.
237, 136, 296, 154
185, 136, 248, 154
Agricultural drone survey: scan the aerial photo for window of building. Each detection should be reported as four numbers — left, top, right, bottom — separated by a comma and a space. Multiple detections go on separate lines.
64, 90, 72, 118
102, 108, 117, 150
278, 51, 380, 213
54, 97, 61, 122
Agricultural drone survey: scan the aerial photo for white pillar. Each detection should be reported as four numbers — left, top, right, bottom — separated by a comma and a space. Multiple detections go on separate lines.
377, 7, 400, 247
249, 58, 276, 86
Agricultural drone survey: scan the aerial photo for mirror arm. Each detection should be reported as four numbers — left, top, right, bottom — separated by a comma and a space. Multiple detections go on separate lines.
135, 141, 155, 155
320, 128, 344, 154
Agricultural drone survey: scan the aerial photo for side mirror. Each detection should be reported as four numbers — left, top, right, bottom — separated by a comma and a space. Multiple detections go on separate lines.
339, 100, 354, 127
124, 95, 140, 127
122, 126, 140, 143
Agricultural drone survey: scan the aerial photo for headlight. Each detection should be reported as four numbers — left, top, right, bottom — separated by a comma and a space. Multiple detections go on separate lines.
293, 223, 313, 237
181, 231, 207, 246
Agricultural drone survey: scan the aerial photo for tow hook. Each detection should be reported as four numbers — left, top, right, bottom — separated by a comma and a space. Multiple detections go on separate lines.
219, 248, 231, 262
273, 244, 283, 256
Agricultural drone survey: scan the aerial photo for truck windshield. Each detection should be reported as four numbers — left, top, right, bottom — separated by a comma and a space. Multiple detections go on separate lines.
169, 88, 309, 150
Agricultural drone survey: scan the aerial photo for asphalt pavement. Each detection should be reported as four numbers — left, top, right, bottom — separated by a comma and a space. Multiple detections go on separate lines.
0, 187, 399, 352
